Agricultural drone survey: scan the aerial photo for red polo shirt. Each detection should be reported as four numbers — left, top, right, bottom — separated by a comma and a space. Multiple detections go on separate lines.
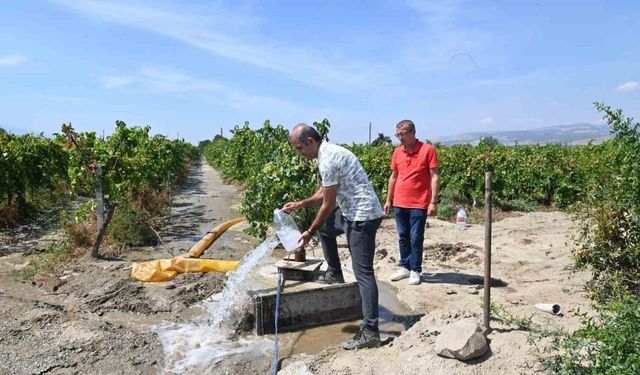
390, 140, 439, 209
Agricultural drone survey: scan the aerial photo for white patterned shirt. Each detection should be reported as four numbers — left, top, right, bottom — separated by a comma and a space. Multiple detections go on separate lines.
317, 142, 384, 222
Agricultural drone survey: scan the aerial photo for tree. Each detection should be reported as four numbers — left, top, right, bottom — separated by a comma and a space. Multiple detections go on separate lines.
478, 136, 500, 147
197, 139, 212, 150
371, 133, 392, 146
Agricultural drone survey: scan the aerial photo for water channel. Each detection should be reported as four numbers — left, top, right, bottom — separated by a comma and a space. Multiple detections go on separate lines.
156, 230, 421, 373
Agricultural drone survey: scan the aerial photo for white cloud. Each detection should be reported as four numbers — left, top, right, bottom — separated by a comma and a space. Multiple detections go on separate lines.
400, 0, 494, 72
477, 116, 494, 125
405, 0, 460, 27
0, 54, 28, 66
616, 81, 639, 92
136, 67, 223, 93
33, 94, 86, 103
102, 75, 134, 89
113, 66, 307, 115
50, 0, 383, 92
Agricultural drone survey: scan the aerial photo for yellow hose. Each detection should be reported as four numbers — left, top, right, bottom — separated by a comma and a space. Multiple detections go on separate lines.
130, 217, 245, 282
131, 257, 239, 282
188, 217, 245, 258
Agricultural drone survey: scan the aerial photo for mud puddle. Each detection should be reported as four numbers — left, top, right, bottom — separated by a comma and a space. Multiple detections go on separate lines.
276, 280, 422, 356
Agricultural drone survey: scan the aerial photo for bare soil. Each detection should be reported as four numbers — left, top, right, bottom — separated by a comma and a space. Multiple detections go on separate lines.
0, 162, 257, 375
0, 162, 593, 375
280, 212, 592, 375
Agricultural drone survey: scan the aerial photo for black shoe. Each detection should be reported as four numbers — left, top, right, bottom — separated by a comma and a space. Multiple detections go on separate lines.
342, 327, 381, 350
316, 268, 345, 284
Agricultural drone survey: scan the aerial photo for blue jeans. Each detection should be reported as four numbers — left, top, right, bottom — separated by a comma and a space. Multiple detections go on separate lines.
393, 207, 427, 273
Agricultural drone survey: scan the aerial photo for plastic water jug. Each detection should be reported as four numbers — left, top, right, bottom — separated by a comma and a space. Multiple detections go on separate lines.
273, 209, 302, 252
456, 206, 468, 230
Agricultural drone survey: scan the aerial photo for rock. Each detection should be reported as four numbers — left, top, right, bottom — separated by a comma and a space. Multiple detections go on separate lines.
279, 360, 314, 375
435, 318, 488, 361
376, 248, 388, 260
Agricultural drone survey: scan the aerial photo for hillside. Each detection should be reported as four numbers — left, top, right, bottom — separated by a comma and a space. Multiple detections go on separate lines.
436, 123, 610, 146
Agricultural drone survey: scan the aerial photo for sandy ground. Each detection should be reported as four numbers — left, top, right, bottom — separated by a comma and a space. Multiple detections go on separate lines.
279, 212, 592, 375
0, 162, 592, 374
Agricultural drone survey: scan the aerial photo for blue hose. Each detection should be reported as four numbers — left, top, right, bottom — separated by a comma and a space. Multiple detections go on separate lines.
272, 272, 284, 374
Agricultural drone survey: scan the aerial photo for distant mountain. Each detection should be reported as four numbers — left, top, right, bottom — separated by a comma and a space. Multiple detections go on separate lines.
435, 123, 611, 146
0, 124, 32, 136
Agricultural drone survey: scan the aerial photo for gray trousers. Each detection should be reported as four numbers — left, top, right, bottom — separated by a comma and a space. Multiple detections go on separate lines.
317, 208, 382, 330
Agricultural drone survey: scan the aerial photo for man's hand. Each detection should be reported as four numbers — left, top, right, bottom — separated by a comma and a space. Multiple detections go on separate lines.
297, 230, 313, 247
385, 170, 397, 216
282, 201, 303, 213
428, 202, 437, 216
383, 201, 392, 215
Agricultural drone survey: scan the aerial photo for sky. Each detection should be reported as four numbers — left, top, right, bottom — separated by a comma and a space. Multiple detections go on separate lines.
1, 0, 639, 145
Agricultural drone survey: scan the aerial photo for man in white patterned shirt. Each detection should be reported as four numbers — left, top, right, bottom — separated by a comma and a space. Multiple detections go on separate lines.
283, 123, 385, 350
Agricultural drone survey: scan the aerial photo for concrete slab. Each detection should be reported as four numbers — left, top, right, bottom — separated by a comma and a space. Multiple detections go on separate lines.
249, 257, 363, 335
275, 258, 322, 281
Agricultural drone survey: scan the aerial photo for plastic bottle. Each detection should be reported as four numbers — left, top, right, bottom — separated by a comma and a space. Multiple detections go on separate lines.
456, 206, 468, 230
273, 209, 302, 252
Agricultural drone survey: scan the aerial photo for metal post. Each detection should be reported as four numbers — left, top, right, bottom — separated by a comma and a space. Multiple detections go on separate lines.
483, 172, 492, 333
368, 122, 371, 145
92, 164, 104, 258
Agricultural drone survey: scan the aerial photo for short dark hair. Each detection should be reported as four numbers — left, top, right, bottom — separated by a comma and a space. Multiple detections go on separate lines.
293, 123, 322, 145
396, 119, 415, 132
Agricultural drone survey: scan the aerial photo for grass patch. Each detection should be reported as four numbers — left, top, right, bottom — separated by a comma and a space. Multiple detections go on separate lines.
484, 300, 536, 331
542, 295, 640, 375
498, 198, 539, 212
22, 244, 81, 280
108, 203, 158, 246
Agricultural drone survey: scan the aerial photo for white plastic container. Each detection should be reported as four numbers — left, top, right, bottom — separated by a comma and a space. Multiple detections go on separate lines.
273, 209, 302, 252
456, 206, 468, 230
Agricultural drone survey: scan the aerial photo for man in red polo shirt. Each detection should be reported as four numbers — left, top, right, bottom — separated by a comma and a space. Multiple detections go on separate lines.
384, 120, 440, 285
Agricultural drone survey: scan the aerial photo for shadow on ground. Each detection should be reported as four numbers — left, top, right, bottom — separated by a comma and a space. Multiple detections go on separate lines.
422, 272, 508, 287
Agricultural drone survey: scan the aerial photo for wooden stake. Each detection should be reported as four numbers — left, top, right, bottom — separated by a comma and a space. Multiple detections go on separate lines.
483, 172, 492, 333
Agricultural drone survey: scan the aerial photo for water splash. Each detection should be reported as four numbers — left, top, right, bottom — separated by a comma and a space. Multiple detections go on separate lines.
158, 323, 272, 373
158, 235, 280, 373
209, 235, 280, 327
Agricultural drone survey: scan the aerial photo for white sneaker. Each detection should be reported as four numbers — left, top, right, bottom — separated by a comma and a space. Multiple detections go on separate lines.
390, 267, 410, 281
409, 271, 421, 285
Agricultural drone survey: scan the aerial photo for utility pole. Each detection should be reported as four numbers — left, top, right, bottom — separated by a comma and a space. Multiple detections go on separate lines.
368, 122, 372, 145
220, 127, 223, 138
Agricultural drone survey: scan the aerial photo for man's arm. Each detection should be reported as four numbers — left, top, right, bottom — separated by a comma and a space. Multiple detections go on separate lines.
298, 185, 337, 246
383, 169, 398, 215
282, 187, 323, 212
428, 167, 440, 216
